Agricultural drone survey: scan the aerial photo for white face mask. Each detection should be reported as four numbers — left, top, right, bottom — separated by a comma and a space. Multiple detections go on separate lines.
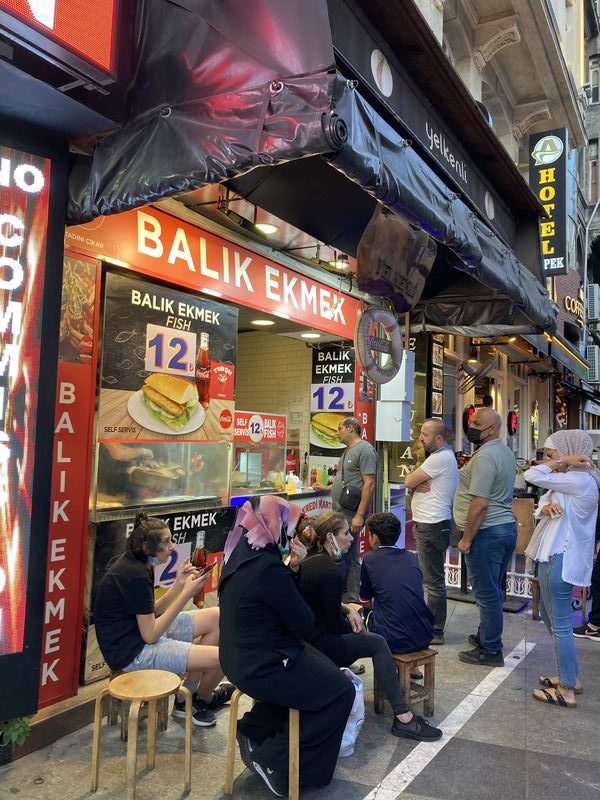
328, 533, 343, 561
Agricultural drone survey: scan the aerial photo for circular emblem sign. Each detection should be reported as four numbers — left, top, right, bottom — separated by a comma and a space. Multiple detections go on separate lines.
507, 409, 518, 437
531, 135, 563, 166
371, 49, 393, 97
462, 405, 475, 435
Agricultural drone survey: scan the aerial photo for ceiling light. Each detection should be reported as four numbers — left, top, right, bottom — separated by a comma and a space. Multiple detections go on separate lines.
200, 287, 222, 297
251, 319, 275, 326
508, 336, 517, 342
254, 221, 279, 235
328, 252, 349, 270
468, 346, 478, 364
301, 331, 322, 339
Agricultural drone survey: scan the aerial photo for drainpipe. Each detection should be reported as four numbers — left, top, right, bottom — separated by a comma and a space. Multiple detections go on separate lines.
584, 198, 600, 333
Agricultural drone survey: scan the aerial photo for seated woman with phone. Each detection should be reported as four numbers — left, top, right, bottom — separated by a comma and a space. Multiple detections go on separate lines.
297, 512, 442, 743
94, 512, 233, 728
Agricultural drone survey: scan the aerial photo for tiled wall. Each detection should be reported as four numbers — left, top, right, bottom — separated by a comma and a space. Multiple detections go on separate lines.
235, 331, 313, 468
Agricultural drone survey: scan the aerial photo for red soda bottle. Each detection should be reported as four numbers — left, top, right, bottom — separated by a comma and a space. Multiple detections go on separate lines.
191, 531, 207, 608
195, 332, 211, 408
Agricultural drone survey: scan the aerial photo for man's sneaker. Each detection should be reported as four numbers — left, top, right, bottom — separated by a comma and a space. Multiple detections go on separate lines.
468, 633, 481, 648
173, 695, 216, 727
391, 714, 443, 741
458, 646, 504, 667
573, 623, 600, 641
207, 682, 235, 709
252, 759, 288, 797
236, 731, 256, 773
430, 633, 445, 645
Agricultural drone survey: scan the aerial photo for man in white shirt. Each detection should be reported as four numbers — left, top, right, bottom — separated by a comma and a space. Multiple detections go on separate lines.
405, 419, 458, 645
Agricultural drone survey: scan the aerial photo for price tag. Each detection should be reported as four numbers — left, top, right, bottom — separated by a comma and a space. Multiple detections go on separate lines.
248, 414, 264, 442
144, 324, 197, 377
153, 542, 191, 588
311, 383, 354, 413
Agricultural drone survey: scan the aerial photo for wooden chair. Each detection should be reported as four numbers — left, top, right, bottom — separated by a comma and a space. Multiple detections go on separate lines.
224, 688, 299, 800
374, 648, 437, 718
91, 669, 192, 800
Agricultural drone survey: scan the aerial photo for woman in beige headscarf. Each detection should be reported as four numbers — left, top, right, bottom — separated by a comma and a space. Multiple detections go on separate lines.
523, 430, 600, 709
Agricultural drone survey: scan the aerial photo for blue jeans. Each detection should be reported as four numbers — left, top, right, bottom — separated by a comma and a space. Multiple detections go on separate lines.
465, 521, 517, 653
414, 520, 451, 634
538, 553, 579, 688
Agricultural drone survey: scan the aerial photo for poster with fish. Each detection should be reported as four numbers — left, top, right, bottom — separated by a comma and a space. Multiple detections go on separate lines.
98, 271, 238, 442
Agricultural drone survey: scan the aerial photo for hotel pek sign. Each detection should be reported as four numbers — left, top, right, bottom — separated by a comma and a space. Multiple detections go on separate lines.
528, 128, 568, 277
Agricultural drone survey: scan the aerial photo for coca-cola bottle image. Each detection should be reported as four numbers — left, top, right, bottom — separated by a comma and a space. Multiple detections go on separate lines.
191, 531, 207, 608
195, 332, 211, 408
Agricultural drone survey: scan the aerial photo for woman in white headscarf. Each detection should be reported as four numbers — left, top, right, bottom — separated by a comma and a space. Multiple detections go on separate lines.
524, 430, 600, 709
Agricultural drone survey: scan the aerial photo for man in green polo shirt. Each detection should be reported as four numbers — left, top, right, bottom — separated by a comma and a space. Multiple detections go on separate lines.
453, 407, 517, 666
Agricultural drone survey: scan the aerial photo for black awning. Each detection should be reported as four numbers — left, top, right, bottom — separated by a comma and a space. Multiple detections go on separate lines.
67, 0, 556, 334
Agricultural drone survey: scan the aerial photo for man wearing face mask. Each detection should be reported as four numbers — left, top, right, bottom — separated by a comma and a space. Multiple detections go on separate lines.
453, 407, 517, 666
405, 419, 459, 645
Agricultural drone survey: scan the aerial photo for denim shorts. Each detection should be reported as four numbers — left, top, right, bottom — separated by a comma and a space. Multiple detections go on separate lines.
122, 611, 195, 676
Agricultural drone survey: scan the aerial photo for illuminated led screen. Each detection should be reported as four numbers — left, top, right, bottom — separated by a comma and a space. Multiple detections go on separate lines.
0, 146, 50, 655
0, 0, 117, 72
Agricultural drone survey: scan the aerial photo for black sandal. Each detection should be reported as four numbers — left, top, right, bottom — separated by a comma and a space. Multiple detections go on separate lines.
532, 687, 577, 708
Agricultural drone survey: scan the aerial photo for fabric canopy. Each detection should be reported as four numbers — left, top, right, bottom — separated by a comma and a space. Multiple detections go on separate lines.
67, 0, 556, 334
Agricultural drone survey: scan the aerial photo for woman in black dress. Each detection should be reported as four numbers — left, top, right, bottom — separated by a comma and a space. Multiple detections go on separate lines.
218, 496, 355, 797
298, 512, 442, 742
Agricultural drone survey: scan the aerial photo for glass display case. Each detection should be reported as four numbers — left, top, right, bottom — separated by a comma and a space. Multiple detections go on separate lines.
230, 410, 287, 496
93, 440, 231, 513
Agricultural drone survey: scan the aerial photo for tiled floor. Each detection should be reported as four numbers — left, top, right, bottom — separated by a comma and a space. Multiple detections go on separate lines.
2, 599, 599, 800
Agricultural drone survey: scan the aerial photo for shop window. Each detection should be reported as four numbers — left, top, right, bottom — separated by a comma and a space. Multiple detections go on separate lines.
590, 57, 600, 104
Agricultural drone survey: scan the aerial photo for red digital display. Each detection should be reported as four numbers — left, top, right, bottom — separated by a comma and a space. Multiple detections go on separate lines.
0, 0, 117, 72
0, 146, 50, 655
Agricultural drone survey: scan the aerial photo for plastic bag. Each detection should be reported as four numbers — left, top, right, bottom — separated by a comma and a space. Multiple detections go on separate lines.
339, 667, 365, 757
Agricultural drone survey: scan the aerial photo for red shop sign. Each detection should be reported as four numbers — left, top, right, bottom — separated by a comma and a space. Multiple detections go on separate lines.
0, 0, 118, 72
66, 208, 359, 339
234, 411, 287, 444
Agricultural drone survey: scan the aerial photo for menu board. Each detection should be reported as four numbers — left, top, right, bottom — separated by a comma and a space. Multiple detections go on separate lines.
309, 344, 356, 477
234, 411, 287, 444
98, 272, 238, 442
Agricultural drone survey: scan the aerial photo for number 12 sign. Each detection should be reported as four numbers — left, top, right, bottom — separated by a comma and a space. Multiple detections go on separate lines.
144, 324, 196, 377
311, 383, 354, 413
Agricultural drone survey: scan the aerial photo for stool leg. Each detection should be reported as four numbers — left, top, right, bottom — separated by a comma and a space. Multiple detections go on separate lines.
224, 689, 243, 794
108, 697, 119, 727
180, 687, 193, 795
157, 696, 168, 732
146, 699, 157, 770
401, 665, 412, 710
373, 673, 381, 714
121, 699, 129, 742
126, 700, 141, 800
582, 587, 588, 625
423, 661, 435, 718
531, 580, 541, 620
91, 688, 109, 792
288, 708, 300, 800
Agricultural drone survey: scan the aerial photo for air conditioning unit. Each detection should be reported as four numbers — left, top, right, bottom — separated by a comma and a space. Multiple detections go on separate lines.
587, 284, 600, 321
587, 345, 600, 382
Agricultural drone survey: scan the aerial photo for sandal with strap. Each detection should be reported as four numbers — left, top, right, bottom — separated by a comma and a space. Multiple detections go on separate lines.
532, 687, 577, 708
539, 676, 582, 695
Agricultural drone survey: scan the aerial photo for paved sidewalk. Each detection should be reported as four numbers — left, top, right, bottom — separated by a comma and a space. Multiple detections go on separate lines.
1, 600, 599, 800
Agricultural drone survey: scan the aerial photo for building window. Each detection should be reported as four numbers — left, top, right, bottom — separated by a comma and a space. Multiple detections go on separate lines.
590, 57, 600, 104
591, 160, 598, 203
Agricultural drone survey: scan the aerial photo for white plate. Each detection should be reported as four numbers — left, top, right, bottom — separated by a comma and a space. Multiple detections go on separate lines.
127, 389, 206, 436
310, 427, 346, 451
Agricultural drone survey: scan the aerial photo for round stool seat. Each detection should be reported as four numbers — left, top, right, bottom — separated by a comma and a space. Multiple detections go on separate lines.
109, 670, 181, 702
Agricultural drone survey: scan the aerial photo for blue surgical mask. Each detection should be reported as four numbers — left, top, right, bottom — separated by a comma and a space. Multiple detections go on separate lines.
278, 540, 290, 556
148, 556, 159, 567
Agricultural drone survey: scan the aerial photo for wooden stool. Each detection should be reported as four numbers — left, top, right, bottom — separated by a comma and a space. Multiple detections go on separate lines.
91, 669, 192, 800
224, 688, 299, 800
107, 670, 169, 741
531, 577, 541, 620
374, 648, 437, 718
